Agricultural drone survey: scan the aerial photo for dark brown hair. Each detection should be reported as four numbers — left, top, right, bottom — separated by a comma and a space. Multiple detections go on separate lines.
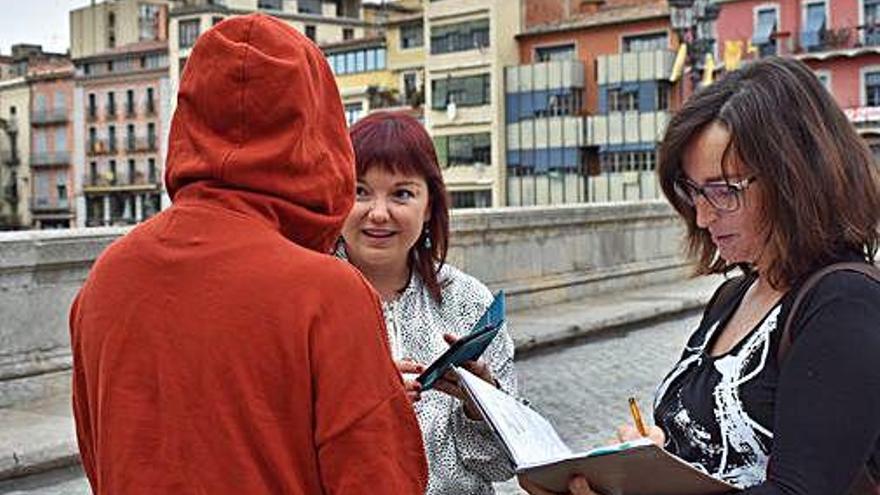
348, 111, 450, 303
658, 56, 880, 289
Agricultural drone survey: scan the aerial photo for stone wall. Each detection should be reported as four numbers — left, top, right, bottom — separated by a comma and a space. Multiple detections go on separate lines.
0, 201, 688, 406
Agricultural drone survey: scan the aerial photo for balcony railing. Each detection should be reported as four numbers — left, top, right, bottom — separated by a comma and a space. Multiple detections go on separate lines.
1, 150, 20, 166
30, 151, 71, 166
86, 140, 118, 156
596, 49, 675, 85
144, 101, 157, 116
31, 108, 69, 125
31, 198, 71, 212
125, 137, 159, 152
125, 105, 137, 118
82, 172, 161, 190
762, 24, 880, 58
105, 104, 118, 118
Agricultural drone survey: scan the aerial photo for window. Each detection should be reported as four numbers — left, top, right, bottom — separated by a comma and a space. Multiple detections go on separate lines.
128, 159, 136, 184
146, 87, 155, 114
126, 89, 135, 116
622, 32, 668, 52
90, 161, 98, 183
109, 160, 118, 184
404, 72, 418, 103
431, 74, 491, 109
34, 130, 48, 153
802, 2, 827, 51
148, 158, 157, 182
656, 82, 670, 111
109, 126, 117, 151
106, 91, 116, 116
89, 127, 97, 151
344, 102, 363, 126
179, 57, 188, 77
179, 19, 200, 49
815, 71, 831, 91
148, 123, 156, 149
607, 87, 639, 111
35, 93, 47, 113
753, 7, 778, 57
258, 0, 282, 9
535, 44, 576, 61
866, 0, 880, 45
305, 25, 316, 41
212, 16, 225, 26
54, 128, 67, 156
34, 173, 50, 207
138, 3, 161, 41
400, 22, 424, 49
600, 151, 657, 173
88, 93, 97, 119
450, 190, 491, 209
430, 20, 490, 55
866, 71, 880, 106
127, 124, 136, 150
330, 48, 385, 75
298, 0, 321, 14
53, 90, 66, 112
343, 28, 354, 41
366, 49, 376, 71
434, 133, 491, 167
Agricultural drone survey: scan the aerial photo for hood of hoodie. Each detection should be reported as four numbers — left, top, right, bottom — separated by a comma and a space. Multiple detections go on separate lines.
164, 14, 353, 253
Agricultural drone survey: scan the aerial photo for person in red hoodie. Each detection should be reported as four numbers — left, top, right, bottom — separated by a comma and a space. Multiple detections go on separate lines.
69, 14, 427, 495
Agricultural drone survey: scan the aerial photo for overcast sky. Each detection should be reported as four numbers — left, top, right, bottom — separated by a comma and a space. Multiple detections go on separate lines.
0, 0, 385, 56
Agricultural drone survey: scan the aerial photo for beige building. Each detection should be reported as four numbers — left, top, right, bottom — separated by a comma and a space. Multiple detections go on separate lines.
70, 0, 170, 59
0, 79, 31, 229
168, 0, 370, 110
328, 0, 424, 124
72, 41, 171, 227
424, 0, 521, 208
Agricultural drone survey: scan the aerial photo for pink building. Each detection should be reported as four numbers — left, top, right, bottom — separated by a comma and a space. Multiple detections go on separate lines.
74, 40, 169, 227
29, 57, 76, 228
715, 0, 880, 153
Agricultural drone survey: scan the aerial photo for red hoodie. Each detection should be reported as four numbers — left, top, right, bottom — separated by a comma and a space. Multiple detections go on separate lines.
70, 14, 427, 494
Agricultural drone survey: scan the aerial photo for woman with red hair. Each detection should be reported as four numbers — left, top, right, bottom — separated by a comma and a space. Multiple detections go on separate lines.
339, 111, 518, 494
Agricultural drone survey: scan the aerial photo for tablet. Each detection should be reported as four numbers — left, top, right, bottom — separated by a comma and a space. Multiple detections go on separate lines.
416, 291, 505, 390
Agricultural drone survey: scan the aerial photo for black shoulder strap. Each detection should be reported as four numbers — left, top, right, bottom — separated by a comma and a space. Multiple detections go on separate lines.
778, 262, 880, 364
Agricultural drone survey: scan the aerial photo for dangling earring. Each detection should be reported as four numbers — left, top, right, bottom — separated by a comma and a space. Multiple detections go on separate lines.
422, 225, 432, 249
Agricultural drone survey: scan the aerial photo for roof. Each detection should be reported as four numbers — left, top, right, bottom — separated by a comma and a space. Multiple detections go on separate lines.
74, 40, 168, 63
519, 0, 670, 37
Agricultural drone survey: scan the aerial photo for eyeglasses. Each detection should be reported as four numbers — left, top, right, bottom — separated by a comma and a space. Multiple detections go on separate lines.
673, 175, 758, 212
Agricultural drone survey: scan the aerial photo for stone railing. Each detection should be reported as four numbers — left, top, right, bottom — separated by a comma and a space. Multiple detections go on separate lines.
0, 201, 688, 406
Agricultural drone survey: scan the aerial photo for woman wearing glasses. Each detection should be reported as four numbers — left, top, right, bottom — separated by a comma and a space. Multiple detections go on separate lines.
522, 57, 880, 495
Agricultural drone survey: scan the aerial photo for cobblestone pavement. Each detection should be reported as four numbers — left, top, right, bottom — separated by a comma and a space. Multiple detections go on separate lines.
0, 313, 701, 495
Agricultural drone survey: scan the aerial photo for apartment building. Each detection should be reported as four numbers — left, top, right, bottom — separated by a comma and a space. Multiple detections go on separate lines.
424, 0, 522, 208
329, 0, 424, 124
508, 0, 679, 206
0, 78, 30, 229
168, 0, 370, 109
73, 41, 171, 227
70, 0, 170, 59
714, 0, 880, 156
29, 60, 77, 228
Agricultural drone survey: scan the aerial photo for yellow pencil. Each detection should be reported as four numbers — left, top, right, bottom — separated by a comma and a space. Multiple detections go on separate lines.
628, 397, 648, 437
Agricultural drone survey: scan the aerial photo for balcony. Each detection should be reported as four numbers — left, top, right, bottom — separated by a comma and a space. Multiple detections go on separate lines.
507, 116, 588, 151
1, 150, 20, 166
87, 109, 98, 122
86, 140, 118, 156
587, 111, 671, 147
596, 50, 675, 85
31, 198, 71, 213
30, 151, 71, 167
31, 108, 68, 125
125, 105, 137, 118
144, 102, 157, 116
505, 60, 585, 93
125, 137, 159, 153
82, 172, 160, 193
764, 25, 880, 59
105, 104, 118, 119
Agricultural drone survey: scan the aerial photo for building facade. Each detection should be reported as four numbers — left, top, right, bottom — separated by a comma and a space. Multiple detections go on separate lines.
0, 78, 30, 229
714, 0, 880, 156
73, 42, 171, 227
28, 61, 76, 228
424, 0, 522, 208
167, 0, 370, 113
507, 0, 679, 206
70, 0, 170, 59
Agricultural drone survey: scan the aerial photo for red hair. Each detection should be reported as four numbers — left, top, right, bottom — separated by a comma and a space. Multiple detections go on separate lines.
349, 111, 450, 304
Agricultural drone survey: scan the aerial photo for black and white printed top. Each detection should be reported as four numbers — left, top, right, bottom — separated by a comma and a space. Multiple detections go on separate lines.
381, 263, 517, 495
653, 269, 880, 494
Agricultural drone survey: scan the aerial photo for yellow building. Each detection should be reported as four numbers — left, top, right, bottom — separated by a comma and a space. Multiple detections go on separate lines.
424, 0, 522, 208
70, 0, 170, 59
0, 78, 32, 228
324, 0, 423, 125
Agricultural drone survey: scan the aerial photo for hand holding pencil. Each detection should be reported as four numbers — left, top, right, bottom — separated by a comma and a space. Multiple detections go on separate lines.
619, 397, 666, 446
